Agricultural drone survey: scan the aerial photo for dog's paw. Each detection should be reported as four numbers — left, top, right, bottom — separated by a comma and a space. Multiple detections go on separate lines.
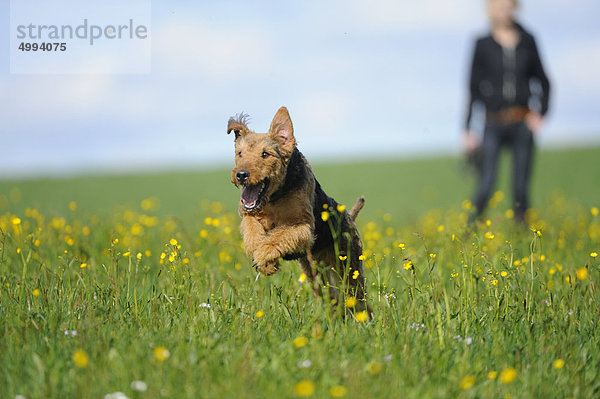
252, 244, 281, 266
254, 259, 280, 276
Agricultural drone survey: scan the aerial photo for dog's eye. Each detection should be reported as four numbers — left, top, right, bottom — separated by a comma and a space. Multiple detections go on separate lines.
238, 151, 242, 157
261, 151, 270, 159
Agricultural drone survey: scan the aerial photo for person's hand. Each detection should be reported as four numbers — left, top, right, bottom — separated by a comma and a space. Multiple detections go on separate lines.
525, 112, 543, 134
462, 130, 480, 153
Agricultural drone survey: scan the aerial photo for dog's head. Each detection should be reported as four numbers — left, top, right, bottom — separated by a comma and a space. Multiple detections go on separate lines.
228, 106, 297, 212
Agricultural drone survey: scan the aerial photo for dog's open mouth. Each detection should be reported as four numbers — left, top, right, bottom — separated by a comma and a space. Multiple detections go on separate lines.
241, 180, 269, 210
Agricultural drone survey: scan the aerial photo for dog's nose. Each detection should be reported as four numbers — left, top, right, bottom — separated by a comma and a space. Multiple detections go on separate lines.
236, 170, 250, 184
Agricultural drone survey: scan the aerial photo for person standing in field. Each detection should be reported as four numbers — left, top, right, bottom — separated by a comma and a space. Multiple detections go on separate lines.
463, 0, 550, 223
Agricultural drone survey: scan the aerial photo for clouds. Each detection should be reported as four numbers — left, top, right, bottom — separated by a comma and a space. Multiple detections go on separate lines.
152, 18, 273, 81
0, 0, 599, 177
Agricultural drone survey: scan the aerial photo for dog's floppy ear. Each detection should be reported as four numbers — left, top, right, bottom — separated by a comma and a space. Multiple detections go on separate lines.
227, 113, 251, 140
268, 107, 296, 155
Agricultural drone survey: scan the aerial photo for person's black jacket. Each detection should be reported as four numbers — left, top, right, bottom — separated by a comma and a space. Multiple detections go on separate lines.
465, 22, 550, 129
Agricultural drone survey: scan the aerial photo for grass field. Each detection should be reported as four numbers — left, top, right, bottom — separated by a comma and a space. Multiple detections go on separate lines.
1, 146, 599, 398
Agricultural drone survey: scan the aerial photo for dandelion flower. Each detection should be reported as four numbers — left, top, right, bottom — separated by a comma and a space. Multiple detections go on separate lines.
32, 289, 40, 297
169, 238, 178, 246
294, 380, 315, 397
256, 310, 265, 318
293, 337, 308, 348
345, 297, 357, 308
130, 380, 148, 392
591, 206, 599, 216
553, 359, 565, 369
500, 271, 507, 277
499, 367, 517, 384
355, 311, 368, 323
336, 204, 346, 212
153, 346, 170, 361
365, 361, 383, 375
321, 211, 329, 222
328, 385, 347, 398
73, 349, 89, 368
459, 375, 475, 390
298, 273, 307, 283
591, 252, 598, 258
80, 263, 87, 269
12, 217, 21, 225
487, 371, 498, 380
576, 268, 588, 280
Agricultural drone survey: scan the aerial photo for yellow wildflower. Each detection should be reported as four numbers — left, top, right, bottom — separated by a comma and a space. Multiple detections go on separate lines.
499, 367, 517, 384
487, 371, 498, 380
32, 289, 40, 297
459, 375, 475, 390
337, 204, 346, 212
321, 211, 329, 222
576, 268, 588, 280
256, 310, 265, 318
328, 385, 347, 398
293, 337, 308, 348
553, 359, 565, 369
365, 361, 383, 375
153, 346, 170, 361
294, 380, 315, 397
345, 297, 357, 308
72, 349, 89, 368
355, 311, 369, 322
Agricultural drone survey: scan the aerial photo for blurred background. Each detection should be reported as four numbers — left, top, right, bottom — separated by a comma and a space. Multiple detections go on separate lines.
1, 0, 599, 178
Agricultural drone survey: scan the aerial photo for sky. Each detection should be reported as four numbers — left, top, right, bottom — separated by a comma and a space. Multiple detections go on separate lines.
1, 0, 599, 178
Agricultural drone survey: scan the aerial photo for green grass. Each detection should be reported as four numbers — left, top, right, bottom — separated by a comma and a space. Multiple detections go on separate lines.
1, 146, 599, 399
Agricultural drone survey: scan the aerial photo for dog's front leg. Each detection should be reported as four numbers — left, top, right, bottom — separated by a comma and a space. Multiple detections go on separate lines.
240, 216, 267, 257
240, 216, 280, 275
253, 224, 314, 274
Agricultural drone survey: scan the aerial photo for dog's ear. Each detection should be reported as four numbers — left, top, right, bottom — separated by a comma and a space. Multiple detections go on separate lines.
268, 107, 296, 154
227, 114, 250, 140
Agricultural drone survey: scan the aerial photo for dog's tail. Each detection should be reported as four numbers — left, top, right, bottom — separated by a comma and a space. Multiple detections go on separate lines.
349, 196, 365, 221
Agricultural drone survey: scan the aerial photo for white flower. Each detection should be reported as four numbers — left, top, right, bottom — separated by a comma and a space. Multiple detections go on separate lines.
104, 393, 129, 399
383, 354, 393, 362
131, 380, 148, 392
297, 360, 312, 368
15, 395, 26, 399
199, 302, 211, 308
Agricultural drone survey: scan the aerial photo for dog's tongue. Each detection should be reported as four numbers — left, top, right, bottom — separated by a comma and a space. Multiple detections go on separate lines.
241, 184, 262, 208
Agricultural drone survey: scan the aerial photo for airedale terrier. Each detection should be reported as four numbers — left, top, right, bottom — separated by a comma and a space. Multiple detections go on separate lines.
227, 106, 371, 315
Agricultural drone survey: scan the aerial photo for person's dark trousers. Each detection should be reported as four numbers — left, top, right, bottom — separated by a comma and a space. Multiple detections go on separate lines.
473, 121, 534, 222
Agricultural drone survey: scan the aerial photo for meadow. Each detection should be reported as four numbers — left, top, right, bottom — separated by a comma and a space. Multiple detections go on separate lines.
1, 146, 599, 399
